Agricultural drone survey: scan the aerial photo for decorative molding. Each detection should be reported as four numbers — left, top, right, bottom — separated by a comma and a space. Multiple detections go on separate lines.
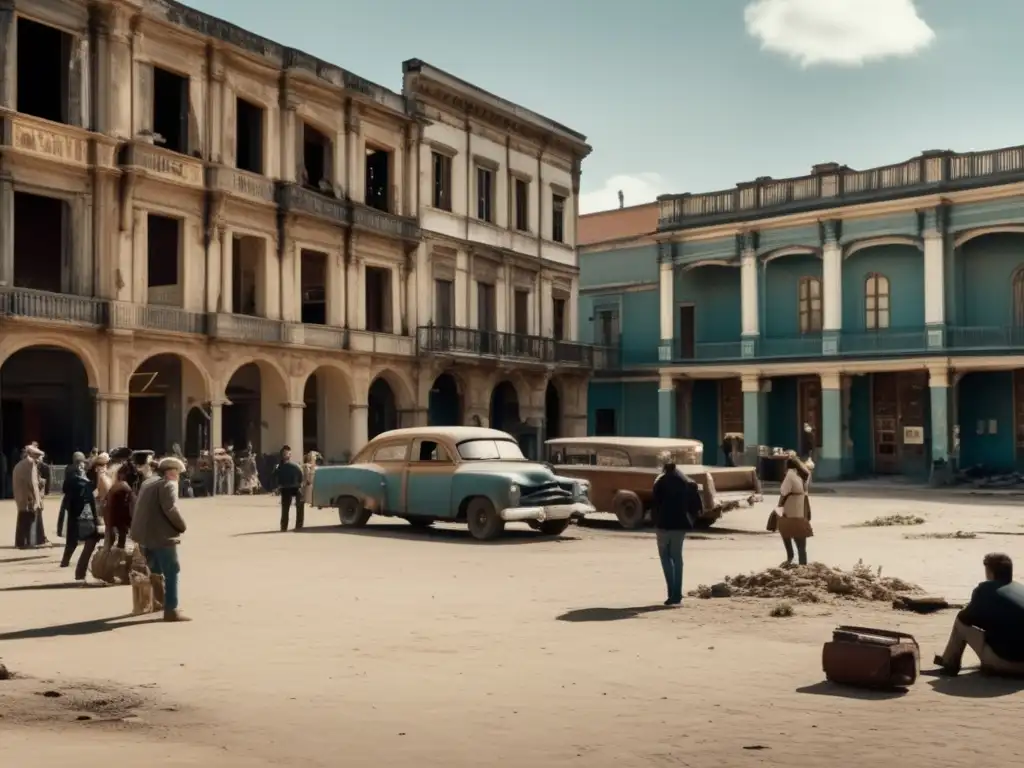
843, 236, 922, 259
953, 224, 1024, 249
819, 219, 841, 246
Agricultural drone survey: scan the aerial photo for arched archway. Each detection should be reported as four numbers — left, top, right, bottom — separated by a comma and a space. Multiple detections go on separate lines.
958, 232, 1024, 331
428, 373, 462, 426
489, 380, 520, 434
545, 381, 561, 440
303, 365, 354, 462
185, 406, 207, 458
222, 360, 289, 456
128, 353, 211, 456
0, 346, 93, 480
368, 377, 398, 439
760, 252, 823, 341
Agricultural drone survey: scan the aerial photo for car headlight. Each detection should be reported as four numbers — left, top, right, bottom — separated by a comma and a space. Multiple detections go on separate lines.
509, 483, 520, 506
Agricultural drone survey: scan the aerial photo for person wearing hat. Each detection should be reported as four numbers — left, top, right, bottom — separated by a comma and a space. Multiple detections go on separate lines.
774, 452, 815, 567
273, 445, 304, 532
131, 456, 190, 622
57, 451, 87, 537
130, 450, 155, 494
12, 445, 45, 549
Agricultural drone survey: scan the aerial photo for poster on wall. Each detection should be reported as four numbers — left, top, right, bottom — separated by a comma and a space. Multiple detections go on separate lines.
903, 426, 924, 445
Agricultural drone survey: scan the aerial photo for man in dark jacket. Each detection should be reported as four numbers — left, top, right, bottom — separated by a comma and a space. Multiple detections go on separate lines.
651, 451, 703, 606
59, 462, 100, 578
934, 552, 1024, 676
273, 446, 304, 532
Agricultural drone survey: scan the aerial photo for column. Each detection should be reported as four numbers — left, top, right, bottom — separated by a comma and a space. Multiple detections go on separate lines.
923, 206, 946, 350
741, 374, 766, 450
404, 261, 416, 337
326, 249, 344, 326
345, 106, 363, 204
0, 170, 12, 286
657, 373, 676, 438
929, 365, 950, 469
210, 400, 225, 450
0, 1, 14, 111
106, 7, 132, 138
540, 278, 554, 338
349, 403, 368, 456
819, 371, 844, 481
219, 228, 233, 313
95, 396, 109, 450
658, 243, 673, 361
106, 395, 129, 449
279, 102, 297, 183
283, 402, 304, 454
568, 280, 579, 341
356, 258, 367, 329
345, 253, 359, 328
740, 232, 758, 357
392, 265, 403, 335
821, 220, 842, 355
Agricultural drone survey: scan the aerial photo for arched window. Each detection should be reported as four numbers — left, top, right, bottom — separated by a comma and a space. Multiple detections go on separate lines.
798, 276, 822, 333
865, 273, 890, 330
1013, 268, 1024, 326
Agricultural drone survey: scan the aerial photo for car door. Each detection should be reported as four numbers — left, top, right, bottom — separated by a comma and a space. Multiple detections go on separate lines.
405, 438, 455, 518
370, 440, 411, 513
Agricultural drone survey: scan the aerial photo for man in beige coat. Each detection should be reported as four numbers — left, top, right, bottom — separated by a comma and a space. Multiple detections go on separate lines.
12, 445, 44, 549
131, 456, 190, 622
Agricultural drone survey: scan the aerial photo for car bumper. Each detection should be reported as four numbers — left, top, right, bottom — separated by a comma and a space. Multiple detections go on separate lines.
499, 501, 595, 523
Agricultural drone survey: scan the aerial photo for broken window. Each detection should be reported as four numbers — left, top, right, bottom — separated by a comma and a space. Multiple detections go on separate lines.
365, 266, 392, 333
432, 152, 452, 211
302, 123, 333, 194
552, 194, 566, 243
152, 66, 190, 154
301, 250, 327, 325
434, 278, 454, 327
514, 178, 529, 232
16, 18, 72, 124
235, 97, 264, 175
476, 167, 494, 223
147, 214, 180, 294
13, 192, 65, 293
365, 147, 391, 212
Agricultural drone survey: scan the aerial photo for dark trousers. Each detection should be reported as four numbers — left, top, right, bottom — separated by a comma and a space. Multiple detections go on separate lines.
15, 509, 35, 548
62, 523, 99, 580
280, 488, 304, 531
656, 529, 686, 601
783, 536, 808, 565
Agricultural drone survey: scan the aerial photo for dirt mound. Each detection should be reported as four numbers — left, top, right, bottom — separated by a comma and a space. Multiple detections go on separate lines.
0, 676, 156, 726
690, 561, 923, 604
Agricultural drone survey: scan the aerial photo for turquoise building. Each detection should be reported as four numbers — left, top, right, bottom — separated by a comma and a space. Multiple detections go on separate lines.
579, 150, 1024, 481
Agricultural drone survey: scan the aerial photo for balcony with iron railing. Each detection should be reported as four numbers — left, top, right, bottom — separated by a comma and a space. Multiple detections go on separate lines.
417, 325, 609, 368
658, 144, 1024, 230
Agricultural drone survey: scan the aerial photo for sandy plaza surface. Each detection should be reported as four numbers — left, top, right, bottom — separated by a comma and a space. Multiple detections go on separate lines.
1, 492, 1023, 767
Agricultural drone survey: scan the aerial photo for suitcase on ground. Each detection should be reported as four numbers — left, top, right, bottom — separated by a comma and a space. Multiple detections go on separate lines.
822, 625, 920, 689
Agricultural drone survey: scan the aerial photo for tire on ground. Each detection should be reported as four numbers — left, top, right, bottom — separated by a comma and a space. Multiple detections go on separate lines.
337, 495, 372, 527
612, 490, 645, 529
465, 497, 505, 541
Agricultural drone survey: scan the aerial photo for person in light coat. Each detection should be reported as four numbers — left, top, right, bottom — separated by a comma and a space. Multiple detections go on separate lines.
775, 453, 814, 566
12, 445, 45, 549
131, 456, 189, 622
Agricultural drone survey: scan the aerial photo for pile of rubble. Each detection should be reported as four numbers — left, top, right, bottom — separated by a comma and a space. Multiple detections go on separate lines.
690, 561, 923, 604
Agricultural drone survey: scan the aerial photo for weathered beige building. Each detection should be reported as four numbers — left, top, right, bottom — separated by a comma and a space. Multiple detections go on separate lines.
0, 0, 594, 467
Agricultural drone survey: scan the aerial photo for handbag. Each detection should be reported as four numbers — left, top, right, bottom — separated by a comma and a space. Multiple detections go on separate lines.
766, 510, 779, 532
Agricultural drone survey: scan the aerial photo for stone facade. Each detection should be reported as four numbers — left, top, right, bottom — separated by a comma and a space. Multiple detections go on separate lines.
0, 0, 594, 464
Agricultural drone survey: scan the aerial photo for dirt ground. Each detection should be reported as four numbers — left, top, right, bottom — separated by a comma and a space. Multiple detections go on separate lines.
2, 492, 1023, 767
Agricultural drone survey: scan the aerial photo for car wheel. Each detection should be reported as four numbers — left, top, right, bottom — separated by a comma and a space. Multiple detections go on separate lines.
407, 517, 435, 528
612, 491, 645, 529
465, 497, 504, 541
337, 496, 371, 527
535, 519, 571, 536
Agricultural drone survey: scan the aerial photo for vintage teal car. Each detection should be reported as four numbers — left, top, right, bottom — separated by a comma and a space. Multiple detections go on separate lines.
311, 426, 595, 541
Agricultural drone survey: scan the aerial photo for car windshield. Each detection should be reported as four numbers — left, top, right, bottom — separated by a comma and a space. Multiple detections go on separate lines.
457, 439, 526, 461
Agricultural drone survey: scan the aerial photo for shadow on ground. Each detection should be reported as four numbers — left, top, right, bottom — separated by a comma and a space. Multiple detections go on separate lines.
0, 555, 52, 566
0, 614, 164, 641
556, 605, 675, 623
579, 517, 768, 537
0, 582, 91, 592
235, 523, 581, 546
795, 680, 908, 700
924, 670, 1024, 698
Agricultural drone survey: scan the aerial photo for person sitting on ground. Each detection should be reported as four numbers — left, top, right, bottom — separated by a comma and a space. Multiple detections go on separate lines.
934, 552, 1024, 677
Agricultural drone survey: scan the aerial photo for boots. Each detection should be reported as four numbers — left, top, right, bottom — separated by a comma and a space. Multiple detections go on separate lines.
149, 573, 165, 613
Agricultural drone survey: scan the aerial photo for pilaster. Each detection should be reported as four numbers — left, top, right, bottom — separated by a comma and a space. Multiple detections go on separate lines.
740, 231, 759, 358
657, 372, 675, 438
283, 401, 304, 454
821, 220, 842, 355
741, 373, 767, 449
929, 365, 950, 467
0, 167, 13, 286
349, 402, 369, 456
210, 399, 227, 451
818, 371, 845, 480
0, 0, 14, 110
106, 394, 130, 449
658, 241, 674, 361
923, 205, 947, 350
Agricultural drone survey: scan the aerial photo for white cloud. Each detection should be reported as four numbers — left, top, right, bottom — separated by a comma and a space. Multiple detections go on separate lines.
578, 173, 673, 215
744, 0, 935, 68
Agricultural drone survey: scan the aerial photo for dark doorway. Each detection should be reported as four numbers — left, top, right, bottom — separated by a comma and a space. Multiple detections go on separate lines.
678, 305, 695, 359
224, 364, 263, 453
1, 348, 92, 494
128, 354, 186, 454
545, 382, 561, 440
147, 214, 180, 292
489, 381, 520, 434
185, 406, 207, 457
16, 18, 71, 124
152, 66, 190, 154
14, 192, 66, 293
428, 373, 461, 426
302, 123, 332, 193
235, 97, 264, 174
303, 374, 318, 455
365, 267, 392, 332
300, 250, 327, 325
365, 147, 391, 212
368, 377, 397, 440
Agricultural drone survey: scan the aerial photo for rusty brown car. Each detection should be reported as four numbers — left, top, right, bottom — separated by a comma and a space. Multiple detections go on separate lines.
545, 437, 763, 529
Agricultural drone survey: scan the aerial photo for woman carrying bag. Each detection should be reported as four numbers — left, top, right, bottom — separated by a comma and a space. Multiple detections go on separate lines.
767, 453, 814, 566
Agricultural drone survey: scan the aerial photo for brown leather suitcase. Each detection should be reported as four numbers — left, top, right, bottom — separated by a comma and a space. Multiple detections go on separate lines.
822, 625, 920, 689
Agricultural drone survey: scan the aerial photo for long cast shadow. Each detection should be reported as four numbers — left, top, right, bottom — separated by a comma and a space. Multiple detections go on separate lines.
795, 681, 908, 700
0, 614, 162, 642
925, 670, 1024, 698
557, 605, 674, 623
237, 523, 581, 546
0, 582, 91, 592
0, 555, 51, 565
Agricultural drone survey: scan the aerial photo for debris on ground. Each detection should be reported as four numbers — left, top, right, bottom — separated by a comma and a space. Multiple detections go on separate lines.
769, 602, 795, 618
856, 514, 926, 527
953, 465, 1024, 490
0, 662, 10, 680
904, 531, 977, 540
690, 560, 923, 604
892, 595, 960, 614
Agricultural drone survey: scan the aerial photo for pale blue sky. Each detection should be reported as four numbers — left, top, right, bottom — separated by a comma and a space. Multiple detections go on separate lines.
188, 0, 1023, 213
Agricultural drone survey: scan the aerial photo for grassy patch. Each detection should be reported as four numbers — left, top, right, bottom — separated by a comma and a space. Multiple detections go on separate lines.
855, 514, 925, 528
769, 602, 795, 618
904, 531, 978, 540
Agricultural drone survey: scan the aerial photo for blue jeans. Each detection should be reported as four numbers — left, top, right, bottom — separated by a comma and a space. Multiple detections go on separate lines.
146, 545, 181, 612
656, 530, 686, 601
